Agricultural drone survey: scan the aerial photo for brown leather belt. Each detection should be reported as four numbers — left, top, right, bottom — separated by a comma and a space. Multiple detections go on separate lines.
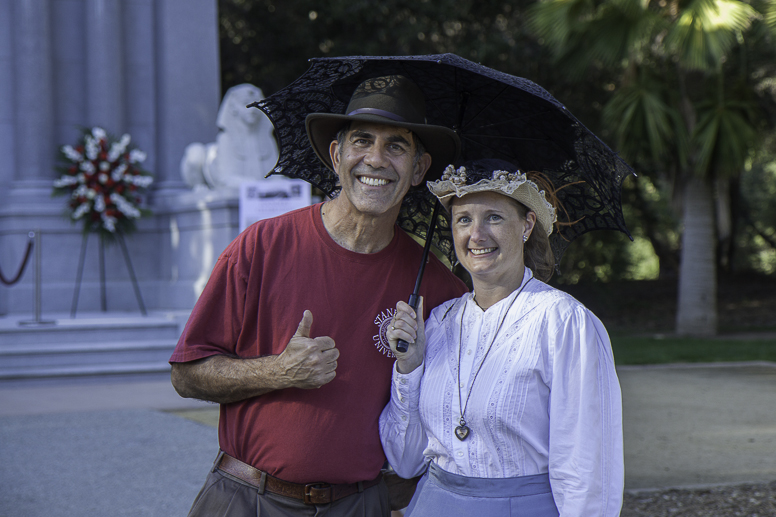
216, 452, 383, 505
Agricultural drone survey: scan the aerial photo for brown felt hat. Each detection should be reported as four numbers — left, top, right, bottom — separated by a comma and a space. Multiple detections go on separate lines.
305, 75, 460, 180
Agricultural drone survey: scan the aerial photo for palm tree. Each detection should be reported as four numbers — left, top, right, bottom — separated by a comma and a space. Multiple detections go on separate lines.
528, 0, 766, 336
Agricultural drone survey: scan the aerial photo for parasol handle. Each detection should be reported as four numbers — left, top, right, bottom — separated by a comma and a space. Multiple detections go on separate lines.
396, 200, 441, 353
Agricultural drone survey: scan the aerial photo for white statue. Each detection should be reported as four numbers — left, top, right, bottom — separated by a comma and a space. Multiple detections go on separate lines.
180, 142, 212, 191
180, 83, 279, 190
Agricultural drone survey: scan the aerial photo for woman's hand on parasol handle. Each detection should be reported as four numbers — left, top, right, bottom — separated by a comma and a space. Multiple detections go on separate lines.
395, 293, 420, 353
387, 298, 425, 374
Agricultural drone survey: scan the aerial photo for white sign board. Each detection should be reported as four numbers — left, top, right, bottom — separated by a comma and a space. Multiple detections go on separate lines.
239, 178, 312, 232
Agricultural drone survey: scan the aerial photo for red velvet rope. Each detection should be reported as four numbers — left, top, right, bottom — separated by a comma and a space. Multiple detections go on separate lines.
0, 238, 34, 286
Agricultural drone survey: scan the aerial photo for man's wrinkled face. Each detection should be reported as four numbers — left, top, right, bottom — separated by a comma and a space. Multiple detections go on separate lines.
330, 121, 430, 218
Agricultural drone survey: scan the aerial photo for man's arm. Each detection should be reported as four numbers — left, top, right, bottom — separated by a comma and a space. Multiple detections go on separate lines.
171, 310, 339, 404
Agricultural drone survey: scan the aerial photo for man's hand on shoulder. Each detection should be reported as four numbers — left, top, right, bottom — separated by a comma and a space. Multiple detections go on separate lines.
276, 310, 339, 389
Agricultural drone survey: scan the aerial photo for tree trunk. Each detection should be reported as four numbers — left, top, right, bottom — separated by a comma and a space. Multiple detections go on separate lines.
676, 176, 718, 336
715, 177, 733, 271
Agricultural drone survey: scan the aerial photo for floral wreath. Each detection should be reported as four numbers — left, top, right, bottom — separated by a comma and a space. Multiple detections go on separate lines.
53, 127, 153, 238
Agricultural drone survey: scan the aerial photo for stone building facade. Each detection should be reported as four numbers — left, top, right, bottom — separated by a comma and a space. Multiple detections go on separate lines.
0, 0, 237, 317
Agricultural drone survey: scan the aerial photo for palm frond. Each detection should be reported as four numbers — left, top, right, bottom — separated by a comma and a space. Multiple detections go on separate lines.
666, 0, 757, 71
693, 98, 759, 176
585, 1, 654, 66
766, 1, 776, 34
527, 0, 595, 50
603, 75, 685, 167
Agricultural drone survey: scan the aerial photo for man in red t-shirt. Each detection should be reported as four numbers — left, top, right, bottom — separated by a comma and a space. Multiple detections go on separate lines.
170, 75, 468, 516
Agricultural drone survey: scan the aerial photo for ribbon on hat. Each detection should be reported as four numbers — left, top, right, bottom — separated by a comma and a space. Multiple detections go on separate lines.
347, 108, 407, 122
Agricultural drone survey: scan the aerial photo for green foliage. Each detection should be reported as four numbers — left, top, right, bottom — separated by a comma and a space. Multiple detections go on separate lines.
527, 0, 776, 287
610, 334, 776, 365
665, 0, 757, 72
218, 0, 776, 284
693, 96, 760, 177
528, 0, 660, 77
218, 0, 616, 132
219, 0, 553, 96
766, 0, 776, 33
552, 230, 635, 284
602, 70, 687, 168
735, 140, 776, 274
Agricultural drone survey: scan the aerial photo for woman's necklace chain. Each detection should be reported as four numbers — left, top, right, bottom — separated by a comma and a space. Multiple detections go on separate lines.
455, 273, 533, 441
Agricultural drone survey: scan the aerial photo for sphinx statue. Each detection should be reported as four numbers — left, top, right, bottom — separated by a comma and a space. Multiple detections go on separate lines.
180, 84, 279, 190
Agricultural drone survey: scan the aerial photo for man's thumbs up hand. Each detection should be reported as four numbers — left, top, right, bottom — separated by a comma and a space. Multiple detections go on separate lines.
277, 311, 339, 389
293, 309, 313, 339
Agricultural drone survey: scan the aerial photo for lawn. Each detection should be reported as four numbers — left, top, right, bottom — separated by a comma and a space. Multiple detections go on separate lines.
611, 333, 776, 365
555, 274, 776, 365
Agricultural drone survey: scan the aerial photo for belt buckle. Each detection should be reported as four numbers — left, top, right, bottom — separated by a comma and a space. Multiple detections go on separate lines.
304, 482, 332, 504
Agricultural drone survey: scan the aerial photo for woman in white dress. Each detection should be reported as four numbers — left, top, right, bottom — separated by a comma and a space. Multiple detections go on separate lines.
380, 159, 624, 516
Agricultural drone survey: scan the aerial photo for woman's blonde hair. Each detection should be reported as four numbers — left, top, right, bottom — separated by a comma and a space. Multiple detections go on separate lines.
513, 171, 557, 282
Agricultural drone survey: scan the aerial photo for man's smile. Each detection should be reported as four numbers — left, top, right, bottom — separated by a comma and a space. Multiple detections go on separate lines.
357, 176, 390, 187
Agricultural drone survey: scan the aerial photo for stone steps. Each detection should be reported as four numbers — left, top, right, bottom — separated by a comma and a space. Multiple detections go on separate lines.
0, 319, 180, 346
0, 312, 187, 381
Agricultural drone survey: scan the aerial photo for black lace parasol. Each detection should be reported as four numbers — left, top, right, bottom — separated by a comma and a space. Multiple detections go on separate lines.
254, 53, 636, 268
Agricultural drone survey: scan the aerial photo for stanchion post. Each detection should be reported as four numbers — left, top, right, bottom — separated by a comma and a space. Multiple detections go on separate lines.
19, 229, 56, 326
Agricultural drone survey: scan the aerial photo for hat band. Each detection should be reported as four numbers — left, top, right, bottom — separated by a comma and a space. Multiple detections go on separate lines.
347, 108, 407, 122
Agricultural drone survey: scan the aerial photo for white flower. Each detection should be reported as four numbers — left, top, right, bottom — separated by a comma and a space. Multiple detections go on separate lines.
98, 173, 109, 184
73, 185, 88, 198
99, 161, 110, 172
110, 193, 141, 218
86, 188, 97, 199
108, 134, 131, 161
128, 149, 146, 164
101, 213, 117, 232
62, 145, 83, 162
85, 135, 99, 161
91, 127, 106, 140
80, 161, 95, 174
54, 176, 79, 188
128, 175, 153, 188
112, 163, 127, 181
94, 195, 106, 212
72, 202, 91, 220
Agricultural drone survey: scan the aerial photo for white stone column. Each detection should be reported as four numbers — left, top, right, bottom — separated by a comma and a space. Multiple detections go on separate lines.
0, 2, 14, 191
124, 0, 157, 175
154, 0, 220, 193
13, 0, 55, 188
52, 0, 86, 150
85, 0, 125, 132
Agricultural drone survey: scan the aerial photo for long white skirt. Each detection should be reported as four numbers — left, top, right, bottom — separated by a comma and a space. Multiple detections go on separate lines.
405, 463, 559, 517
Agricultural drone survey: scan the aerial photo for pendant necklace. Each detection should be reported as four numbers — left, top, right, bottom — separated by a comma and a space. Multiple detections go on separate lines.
455, 273, 533, 441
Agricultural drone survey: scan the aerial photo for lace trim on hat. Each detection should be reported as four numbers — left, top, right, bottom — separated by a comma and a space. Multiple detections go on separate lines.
429, 165, 557, 234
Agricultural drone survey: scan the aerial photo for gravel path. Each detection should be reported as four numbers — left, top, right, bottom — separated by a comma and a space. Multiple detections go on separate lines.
623, 482, 776, 516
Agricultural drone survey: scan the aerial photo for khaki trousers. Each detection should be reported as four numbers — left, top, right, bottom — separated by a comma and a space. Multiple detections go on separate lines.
187, 465, 391, 517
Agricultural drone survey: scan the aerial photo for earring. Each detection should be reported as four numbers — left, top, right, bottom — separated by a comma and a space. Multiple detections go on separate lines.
522, 234, 528, 243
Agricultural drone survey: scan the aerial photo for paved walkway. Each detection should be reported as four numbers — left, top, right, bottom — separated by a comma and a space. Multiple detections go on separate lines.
1, 363, 775, 516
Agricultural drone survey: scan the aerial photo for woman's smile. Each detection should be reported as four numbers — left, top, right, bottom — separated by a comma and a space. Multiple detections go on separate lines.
469, 246, 497, 256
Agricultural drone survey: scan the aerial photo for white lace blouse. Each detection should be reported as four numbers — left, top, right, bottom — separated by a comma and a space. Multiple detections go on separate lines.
379, 270, 624, 516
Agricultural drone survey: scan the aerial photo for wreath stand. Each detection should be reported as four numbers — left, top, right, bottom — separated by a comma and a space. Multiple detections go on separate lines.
70, 232, 147, 318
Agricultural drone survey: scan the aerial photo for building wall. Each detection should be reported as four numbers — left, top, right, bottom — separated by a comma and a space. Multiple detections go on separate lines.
0, 0, 230, 317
